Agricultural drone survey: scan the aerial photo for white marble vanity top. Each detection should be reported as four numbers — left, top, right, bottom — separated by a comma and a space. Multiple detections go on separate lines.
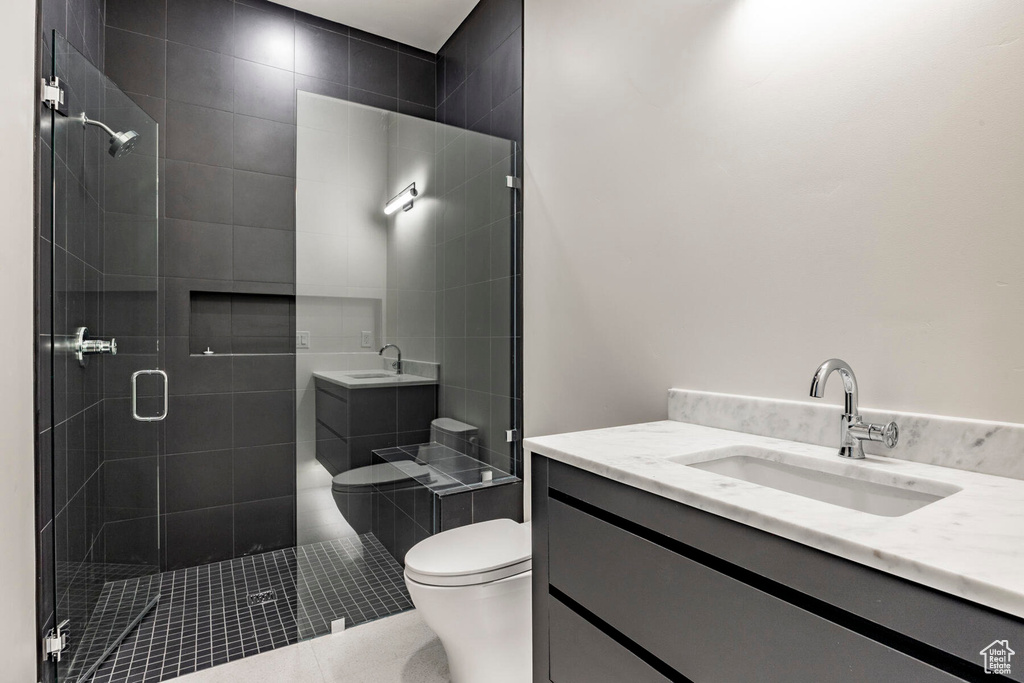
313, 369, 437, 389
525, 419, 1024, 619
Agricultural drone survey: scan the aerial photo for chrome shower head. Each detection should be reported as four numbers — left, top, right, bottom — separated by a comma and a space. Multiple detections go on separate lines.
109, 129, 140, 158
80, 114, 140, 158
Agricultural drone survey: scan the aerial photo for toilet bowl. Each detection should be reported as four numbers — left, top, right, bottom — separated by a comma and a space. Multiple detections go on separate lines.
404, 518, 532, 683
330, 417, 481, 529
330, 461, 432, 534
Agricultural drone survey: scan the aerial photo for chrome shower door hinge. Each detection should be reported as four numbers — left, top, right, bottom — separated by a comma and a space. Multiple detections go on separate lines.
43, 619, 70, 662
505, 429, 519, 443
41, 77, 65, 110
505, 175, 522, 190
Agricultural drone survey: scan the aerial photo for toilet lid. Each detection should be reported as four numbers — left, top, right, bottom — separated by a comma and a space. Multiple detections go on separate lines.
404, 519, 531, 587
331, 461, 432, 491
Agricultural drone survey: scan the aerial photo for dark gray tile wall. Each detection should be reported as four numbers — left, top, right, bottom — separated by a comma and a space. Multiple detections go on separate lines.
434, 0, 524, 481
437, 0, 523, 147
188, 291, 295, 354
101, 0, 438, 571
438, 481, 524, 531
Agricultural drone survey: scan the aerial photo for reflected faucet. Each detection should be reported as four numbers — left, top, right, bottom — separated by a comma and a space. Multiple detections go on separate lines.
380, 344, 402, 375
809, 358, 899, 459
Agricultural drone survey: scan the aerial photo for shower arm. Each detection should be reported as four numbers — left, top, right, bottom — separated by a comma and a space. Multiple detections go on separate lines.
81, 114, 117, 138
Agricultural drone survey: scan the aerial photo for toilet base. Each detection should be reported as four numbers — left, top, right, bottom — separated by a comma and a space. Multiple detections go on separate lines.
405, 570, 532, 683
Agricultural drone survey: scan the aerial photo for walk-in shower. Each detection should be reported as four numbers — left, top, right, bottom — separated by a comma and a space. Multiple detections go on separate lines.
40, 28, 521, 683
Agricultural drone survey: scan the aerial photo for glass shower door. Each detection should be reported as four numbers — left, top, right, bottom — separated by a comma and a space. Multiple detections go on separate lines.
48, 32, 161, 683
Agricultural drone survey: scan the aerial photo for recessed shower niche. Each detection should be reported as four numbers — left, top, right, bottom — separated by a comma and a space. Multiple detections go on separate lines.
189, 291, 296, 356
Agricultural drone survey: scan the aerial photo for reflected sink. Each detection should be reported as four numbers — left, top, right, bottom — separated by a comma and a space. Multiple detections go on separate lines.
677, 447, 960, 517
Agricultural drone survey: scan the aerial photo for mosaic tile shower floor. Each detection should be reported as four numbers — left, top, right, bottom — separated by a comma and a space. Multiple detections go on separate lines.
67, 534, 413, 683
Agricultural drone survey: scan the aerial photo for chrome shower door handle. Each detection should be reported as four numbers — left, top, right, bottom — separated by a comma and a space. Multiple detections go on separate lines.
131, 369, 168, 422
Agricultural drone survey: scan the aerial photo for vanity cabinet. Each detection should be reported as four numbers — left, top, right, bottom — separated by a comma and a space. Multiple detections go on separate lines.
532, 456, 1024, 683
314, 378, 436, 475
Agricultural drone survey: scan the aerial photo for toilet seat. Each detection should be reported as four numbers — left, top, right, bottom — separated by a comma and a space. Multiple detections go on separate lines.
331, 461, 433, 493
404, 519, 531, 587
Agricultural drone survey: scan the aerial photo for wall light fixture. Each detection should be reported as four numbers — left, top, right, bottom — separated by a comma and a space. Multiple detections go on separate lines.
384, 182, 418, 215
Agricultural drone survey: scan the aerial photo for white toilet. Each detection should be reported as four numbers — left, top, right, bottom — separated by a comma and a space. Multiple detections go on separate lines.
404, 518, 532, 683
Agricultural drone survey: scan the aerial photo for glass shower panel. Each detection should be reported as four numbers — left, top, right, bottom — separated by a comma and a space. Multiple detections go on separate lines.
294, 92, 520, 643
49, 32, 161, 683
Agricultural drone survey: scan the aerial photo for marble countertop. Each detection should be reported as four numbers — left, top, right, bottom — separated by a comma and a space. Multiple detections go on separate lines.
313, 369, 438, 389
525, 420, 1024, 618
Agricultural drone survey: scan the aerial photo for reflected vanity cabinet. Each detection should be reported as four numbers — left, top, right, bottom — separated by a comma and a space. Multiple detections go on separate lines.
530, 455, 1024, 683
314, 379, 436, 475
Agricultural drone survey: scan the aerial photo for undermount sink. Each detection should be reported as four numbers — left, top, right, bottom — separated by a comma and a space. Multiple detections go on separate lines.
345, 372, 394, 379
677, 446, 960, 517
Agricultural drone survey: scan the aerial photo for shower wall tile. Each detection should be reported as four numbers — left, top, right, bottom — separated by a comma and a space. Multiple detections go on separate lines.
233, 225, 295, 282
167, 0, 236, 54
161, 219, 234, 280
166, 42, 235, 111
106, 0, 167, 39
233, 443, 295, 501
164, 336, 233, 395
163, 449, 234, 512
233, 59, 296, 124
232, 170, 295, 230
233, 496, 295, 556
295, 23, 350, 84
438, 0, 522, 146
348, 87, 397, 114
398, 53, 436, 108
350, 39, 399, 98
164, 160, 234, 224
232, 114, 296, 177
399, 100, 435, 120
163, 505, 234, 569
233, 391, 295, 447
232, 354, 295, 392
104, 28, 166, 99
165, 101, 235, 168
234, 2, 295, 71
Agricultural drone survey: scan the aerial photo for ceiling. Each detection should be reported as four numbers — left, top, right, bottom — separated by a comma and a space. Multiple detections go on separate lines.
276, 0, 480, 53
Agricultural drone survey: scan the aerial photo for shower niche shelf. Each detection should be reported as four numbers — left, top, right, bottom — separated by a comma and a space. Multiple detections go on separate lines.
189, 291, 296, 356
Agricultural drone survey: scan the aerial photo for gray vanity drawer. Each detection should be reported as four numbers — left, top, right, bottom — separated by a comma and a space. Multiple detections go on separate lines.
315, 423, 348, 475
548, 498, 964, 683
548, 596, 669, 683
315, 388, 349, 437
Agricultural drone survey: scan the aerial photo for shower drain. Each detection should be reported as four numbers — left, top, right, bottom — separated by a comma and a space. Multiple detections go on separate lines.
247, 589, 278, 607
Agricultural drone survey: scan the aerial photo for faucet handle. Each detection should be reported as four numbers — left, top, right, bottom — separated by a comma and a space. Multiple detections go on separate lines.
848, 420, 899, 449
880, 421, 899, 448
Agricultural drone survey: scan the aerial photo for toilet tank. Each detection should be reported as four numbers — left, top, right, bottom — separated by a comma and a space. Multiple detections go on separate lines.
431, 417, 479, 457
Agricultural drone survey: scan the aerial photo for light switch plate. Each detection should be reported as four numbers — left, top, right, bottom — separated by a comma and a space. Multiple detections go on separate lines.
296, 331, 310, 349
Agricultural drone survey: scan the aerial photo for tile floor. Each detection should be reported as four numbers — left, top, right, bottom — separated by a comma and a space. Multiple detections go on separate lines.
73, 535, 413, 683
173, 610, 449, 683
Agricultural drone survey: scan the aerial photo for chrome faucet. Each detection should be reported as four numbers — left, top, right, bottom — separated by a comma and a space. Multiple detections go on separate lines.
809, 358, 899, 459
379, 344, 402, 375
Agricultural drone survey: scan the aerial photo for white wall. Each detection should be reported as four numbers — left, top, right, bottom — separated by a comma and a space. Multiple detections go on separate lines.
0, 0, 42, 678
524, 0, 1024, 439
